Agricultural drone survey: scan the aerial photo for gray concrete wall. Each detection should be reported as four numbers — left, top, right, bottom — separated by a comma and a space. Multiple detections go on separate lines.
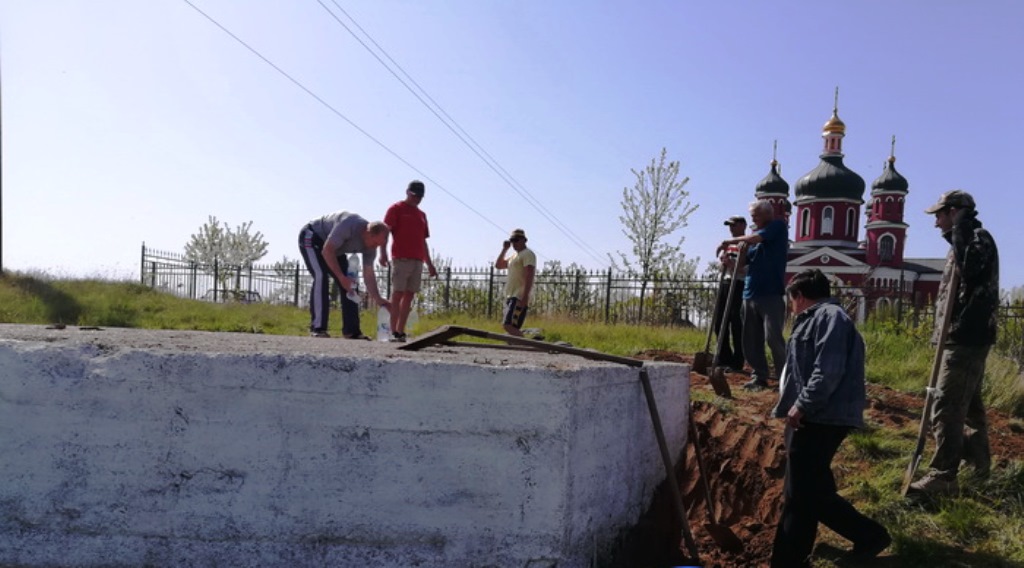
0, 325, 690, 567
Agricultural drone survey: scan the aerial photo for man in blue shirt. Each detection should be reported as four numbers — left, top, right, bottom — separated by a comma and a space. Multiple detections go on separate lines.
717, 199, 788, 390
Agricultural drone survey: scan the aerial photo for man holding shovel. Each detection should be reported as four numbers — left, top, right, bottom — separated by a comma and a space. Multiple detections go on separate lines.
907, 190, 999, 497
713, 215, 748, 371
716, 199, 788, 391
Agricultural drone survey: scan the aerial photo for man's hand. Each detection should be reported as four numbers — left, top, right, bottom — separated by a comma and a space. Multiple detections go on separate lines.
338, 274, 354, 293
428, 264, 439, 278
502, 240, 511, 250
374, 295, 391, 310
786, 406, 804, 429
378, 254, 389, 268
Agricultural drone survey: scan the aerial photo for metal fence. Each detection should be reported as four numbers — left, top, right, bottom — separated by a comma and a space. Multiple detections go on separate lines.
140, 243, 1024, 336
139, 244, 720, 326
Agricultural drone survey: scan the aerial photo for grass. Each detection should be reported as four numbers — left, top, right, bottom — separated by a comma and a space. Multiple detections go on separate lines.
3, 272, 1024, 566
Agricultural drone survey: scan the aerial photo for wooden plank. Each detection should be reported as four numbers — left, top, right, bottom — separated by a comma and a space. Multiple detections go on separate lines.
400, 325, 644, 368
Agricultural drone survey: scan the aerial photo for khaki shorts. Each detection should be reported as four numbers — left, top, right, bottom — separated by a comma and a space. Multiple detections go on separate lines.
391, 259, 424, 293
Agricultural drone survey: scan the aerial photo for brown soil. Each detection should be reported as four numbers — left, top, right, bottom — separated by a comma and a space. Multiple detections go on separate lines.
623, 349, 1024, 568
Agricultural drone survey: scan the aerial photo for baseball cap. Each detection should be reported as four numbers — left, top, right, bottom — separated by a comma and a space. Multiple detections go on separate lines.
924, 190, 975, 214
407, 180, 425, 196
509, 228, 527, 241
723, 215, 747, 226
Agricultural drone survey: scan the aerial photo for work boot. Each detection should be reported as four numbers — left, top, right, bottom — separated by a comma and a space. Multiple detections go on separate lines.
742, 378, 769, 391
845, 529, 892, 561
907, 471, 958, 498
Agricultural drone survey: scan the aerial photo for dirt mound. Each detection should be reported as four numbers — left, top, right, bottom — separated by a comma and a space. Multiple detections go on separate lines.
625, 349, 1024, 568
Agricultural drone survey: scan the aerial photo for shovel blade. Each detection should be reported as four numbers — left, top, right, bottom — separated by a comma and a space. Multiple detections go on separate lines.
693, 351, 712, 375
704, 522, 744, 553
709, 367, 732, 398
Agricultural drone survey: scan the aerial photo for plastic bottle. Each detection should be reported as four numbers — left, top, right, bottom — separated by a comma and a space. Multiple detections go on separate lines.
345, 253, 361, 304
377, 306, 392, 342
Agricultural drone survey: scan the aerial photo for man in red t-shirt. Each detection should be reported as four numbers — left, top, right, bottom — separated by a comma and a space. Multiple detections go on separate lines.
380, 180, 438, 342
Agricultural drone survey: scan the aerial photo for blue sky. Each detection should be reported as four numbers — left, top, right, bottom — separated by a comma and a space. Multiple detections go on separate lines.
2, 1, 1022, 289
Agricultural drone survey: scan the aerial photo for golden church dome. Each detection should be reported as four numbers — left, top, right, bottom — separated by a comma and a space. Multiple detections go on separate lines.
823, 110, 846, 134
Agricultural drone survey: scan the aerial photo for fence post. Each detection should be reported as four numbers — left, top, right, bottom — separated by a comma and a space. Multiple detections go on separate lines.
444, 266, 451, 312
488, 265, 496, 319
604, 270, 612, 324
140, 242, 146, 285
214, 259, 220, 303
149, 262, 156, 288
189, 262, 197, 299
293, 262, 301, 306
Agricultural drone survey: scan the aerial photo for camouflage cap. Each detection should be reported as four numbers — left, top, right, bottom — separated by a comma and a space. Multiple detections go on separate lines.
924, 190, 975, 214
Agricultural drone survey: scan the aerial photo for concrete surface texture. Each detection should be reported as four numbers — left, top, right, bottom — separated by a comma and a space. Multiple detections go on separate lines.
0, 324, 689, 567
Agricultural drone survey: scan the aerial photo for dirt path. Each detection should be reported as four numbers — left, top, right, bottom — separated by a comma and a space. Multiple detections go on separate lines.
627, 350, 1024, 568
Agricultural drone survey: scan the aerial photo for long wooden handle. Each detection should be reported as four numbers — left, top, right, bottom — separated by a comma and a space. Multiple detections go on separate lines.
639, 368, 701, 562
703, 269, 728, 353
900, 267, 960, 495
713, 244, 745, 367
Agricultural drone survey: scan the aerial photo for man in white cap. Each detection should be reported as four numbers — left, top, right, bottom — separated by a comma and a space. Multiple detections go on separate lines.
495, 229, 536, 336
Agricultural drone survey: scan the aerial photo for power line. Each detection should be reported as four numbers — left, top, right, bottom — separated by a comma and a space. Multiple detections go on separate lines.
179, 0, 507, 237
317, 0, 610, 268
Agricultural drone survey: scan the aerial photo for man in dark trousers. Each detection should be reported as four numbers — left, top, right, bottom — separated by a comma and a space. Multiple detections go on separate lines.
908, 190, 999, 497
713, 215, 747, 371
770, 269, 890, 567
298, 212, 391, 339
717, 199, 788, 390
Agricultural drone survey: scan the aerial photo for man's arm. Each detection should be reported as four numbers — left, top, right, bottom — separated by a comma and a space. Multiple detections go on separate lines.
378, 235, 390, 267
521, 264, 536, 306
424, 241, 438, 278
322, 241, 354, 292
495, 241, 511, 269
717, 233, 763, 255
362, 264, 391, 309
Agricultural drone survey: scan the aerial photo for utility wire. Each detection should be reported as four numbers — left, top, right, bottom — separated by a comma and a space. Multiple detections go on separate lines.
318, 0, 610, 268
179, 0, 506, 237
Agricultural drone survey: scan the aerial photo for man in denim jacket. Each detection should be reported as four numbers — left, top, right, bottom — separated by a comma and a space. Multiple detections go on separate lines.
770, 269, 890, 567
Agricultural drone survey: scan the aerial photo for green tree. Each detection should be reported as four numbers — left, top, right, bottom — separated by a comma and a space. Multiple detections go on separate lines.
184, 216, 270, 297
184, 215, 269, 268
611, 148, 699, 318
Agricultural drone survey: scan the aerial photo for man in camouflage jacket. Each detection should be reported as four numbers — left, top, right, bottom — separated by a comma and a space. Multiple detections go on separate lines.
909, 190, 1000, 497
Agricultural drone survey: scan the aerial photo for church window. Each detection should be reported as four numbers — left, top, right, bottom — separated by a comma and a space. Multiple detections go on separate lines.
880, 235, 895, 262
846, 208, 856, 237
822, 206, 834, 235
800, 209, 811, 237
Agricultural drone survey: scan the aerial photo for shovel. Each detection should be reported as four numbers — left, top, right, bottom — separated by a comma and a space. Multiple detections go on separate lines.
689, 412, 744, 552
693, 270, 727, 375
639, 368, 701, 564
707, 246, 746, 398
900, 266, 960, 496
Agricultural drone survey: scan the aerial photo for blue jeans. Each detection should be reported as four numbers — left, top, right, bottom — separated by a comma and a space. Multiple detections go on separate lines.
742, 295, 787, 383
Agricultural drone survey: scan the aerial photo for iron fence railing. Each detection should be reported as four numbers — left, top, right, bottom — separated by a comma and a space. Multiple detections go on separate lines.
141, 243, 1024, 334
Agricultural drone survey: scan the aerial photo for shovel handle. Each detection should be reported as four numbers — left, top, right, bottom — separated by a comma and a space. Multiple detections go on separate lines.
639, 368, 701, 562
900, 267, 960, 495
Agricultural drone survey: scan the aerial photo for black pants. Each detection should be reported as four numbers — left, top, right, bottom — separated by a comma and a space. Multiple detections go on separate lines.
298, 227, 361, 336
711, 278, 744, 367
771, 423, 888, 567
